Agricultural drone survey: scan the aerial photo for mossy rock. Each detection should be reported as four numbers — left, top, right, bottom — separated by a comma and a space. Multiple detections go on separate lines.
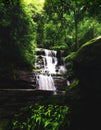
72, 36, 101, 90
69, 36, 101, 130
74, 36, 101, 66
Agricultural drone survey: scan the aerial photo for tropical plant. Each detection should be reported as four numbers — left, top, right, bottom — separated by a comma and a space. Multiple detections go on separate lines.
12, 103, 70, 130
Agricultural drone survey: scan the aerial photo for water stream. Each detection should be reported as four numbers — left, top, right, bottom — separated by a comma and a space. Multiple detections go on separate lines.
35, 48, 67, 91
36, 74, 56, 90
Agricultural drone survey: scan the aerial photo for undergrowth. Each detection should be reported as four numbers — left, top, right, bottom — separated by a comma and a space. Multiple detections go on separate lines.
11, 103, 70, 130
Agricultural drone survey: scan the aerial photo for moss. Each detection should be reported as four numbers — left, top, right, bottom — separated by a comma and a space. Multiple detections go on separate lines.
65, 52, 76, 61
81, 36, 101, 48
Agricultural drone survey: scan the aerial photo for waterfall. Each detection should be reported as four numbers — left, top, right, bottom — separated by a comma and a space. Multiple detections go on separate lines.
43, 49, 57, 74
35, 48, 67, 91
36, 74, 56, 91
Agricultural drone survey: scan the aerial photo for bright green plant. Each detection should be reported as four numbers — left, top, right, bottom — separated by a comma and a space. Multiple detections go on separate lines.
12, 103, 69, 130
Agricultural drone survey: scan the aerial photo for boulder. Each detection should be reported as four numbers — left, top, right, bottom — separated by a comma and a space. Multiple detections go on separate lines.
73, 36, 101, 91
70, 36, 101, 130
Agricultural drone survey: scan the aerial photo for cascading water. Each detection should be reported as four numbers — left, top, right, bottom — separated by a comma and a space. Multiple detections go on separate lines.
36, 74, 56, 91
42, 49, 57, 74
35, 48, 67, 91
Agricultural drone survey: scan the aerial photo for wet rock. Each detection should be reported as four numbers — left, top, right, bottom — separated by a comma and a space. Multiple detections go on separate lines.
0, 70, 36, 89
53, 75, 67, 91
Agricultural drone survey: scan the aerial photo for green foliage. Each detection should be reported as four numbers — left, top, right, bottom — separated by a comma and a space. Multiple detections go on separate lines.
67, 80, 79, 90
43, 21, 57, 49
28, 0, 45, 47
11, 103, 69, 130
64, 52, 76, 80
0, 0, 37, 79
65, 52, 76, 61
78, 17, 101, 46
45, 1, 69, 50
43, 0, 101, 52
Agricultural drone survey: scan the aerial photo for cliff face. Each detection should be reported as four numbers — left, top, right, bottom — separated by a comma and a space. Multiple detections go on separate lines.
70, 36, 101, 130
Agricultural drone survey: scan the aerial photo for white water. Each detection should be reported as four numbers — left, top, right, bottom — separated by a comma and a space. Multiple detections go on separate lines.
41, 49, 58, 74
36, 74, 56, 91
35, 48, 67, 91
